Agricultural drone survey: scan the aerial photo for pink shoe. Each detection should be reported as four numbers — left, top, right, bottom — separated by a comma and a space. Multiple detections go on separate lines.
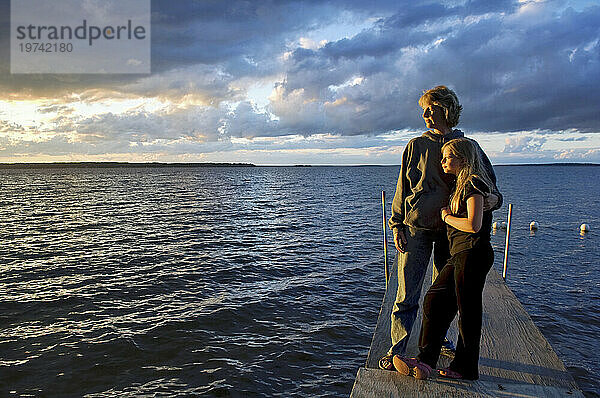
438, 367, 478, 380
437, 367, 463, 379
392, 356, 433, 380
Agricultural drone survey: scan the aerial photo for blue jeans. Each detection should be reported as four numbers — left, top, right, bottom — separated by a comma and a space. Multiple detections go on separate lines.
389, 227, 449, 356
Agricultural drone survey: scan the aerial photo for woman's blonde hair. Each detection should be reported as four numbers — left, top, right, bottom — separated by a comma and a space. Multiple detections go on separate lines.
442, 138, 493, 214
418, 85, 462, 128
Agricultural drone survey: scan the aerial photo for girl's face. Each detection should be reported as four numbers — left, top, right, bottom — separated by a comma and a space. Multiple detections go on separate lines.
441, 147, 463, 175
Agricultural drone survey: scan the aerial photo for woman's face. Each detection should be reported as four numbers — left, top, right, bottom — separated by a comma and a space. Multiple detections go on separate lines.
421, 102, 448, 132
441, 147, 463, 175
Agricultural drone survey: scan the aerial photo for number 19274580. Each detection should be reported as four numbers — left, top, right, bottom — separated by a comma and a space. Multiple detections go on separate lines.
19, 42, 73, 53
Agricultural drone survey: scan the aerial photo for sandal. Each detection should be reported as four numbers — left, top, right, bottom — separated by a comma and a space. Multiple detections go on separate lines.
437, 367, 464, 379
440, 338, 456, 359
378, 354, 396, 371
392, 356, 433, 380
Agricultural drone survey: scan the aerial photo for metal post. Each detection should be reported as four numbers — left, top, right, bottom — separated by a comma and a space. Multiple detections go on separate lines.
382, 190, 389, 286
502, 204, 513, 280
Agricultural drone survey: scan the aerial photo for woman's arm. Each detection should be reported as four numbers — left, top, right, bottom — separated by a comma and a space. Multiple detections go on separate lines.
441, 194, 484, 233
389, 141, 413, 231
483, 192, 499, 211
389, 140, 414, 252
473, 139, 503, 210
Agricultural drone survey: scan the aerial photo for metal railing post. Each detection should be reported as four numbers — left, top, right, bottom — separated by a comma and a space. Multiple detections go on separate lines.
502, 203, 513, 280
382, 191, 389, 286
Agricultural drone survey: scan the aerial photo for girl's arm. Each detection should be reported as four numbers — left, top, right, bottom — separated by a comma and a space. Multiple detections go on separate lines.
441, 194, 484, 233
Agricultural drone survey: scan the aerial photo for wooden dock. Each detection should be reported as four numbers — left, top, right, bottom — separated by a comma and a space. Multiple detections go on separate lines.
350, 255, 584, 397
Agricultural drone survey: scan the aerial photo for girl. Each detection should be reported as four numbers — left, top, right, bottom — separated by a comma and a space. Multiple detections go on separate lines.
393, 137, 496, 380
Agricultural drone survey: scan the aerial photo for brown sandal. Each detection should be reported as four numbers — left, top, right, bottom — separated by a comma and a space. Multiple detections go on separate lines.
378, 354, 396, 371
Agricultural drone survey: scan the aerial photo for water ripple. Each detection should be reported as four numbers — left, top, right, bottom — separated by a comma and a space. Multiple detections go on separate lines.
0, 166, 598, 397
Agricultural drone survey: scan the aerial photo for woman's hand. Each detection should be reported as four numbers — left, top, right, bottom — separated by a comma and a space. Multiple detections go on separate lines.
393, 228, 407, 253
483, 193, 499, 211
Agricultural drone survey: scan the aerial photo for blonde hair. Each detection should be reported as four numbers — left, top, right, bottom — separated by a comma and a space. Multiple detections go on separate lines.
442, 138, 493, 214
418, 85, 462, 128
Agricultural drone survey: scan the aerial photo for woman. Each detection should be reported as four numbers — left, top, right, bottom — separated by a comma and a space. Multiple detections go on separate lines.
381, 86, 501, 371
392, 138, 496, 380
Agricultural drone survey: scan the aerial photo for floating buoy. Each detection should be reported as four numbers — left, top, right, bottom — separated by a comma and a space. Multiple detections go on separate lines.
530, 221, 539, 231
492, 222, 500, 229
580, 223, 590, 233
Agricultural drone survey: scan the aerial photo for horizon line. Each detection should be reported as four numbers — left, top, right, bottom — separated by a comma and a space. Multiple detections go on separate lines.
0, 161, 599, 168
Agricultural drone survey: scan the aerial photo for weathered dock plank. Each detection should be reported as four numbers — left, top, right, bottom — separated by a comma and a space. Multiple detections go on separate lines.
352, 255, 583, 397
352, 368, 581, 397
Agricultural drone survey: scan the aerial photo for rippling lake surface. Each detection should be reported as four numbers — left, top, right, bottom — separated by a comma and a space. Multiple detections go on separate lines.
0, 165, 598, 397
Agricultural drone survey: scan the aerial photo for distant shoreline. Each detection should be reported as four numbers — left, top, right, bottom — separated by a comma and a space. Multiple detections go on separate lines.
0, 162, 598, 169
0, 162, 256, 169
494, 163, 600, 167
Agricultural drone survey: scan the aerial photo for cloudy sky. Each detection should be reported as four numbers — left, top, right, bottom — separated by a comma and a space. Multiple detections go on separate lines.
1, 0, 599, 164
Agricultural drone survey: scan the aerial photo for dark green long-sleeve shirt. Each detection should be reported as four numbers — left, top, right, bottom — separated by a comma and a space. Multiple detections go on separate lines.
389, 129, 502, 232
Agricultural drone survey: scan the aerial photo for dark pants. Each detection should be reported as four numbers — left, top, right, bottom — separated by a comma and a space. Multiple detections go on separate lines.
416, 243, 494, 380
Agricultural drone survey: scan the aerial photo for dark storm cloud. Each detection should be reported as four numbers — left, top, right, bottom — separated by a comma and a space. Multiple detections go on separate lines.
270, 1, 600, 136
0, 0, 394, 97
0, 0, 598, 145
557, 136, 588, 142
442, 5, 600, 133
225, 101, 289, 138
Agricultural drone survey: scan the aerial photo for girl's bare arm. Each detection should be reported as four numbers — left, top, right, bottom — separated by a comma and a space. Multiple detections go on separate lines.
441, 195, 484, 233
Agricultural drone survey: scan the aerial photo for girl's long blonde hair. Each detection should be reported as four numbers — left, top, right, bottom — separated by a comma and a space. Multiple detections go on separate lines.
442, 138, 493, 214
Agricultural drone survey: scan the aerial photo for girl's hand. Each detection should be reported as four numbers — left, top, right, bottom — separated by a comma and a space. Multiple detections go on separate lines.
440, 207, 451, 223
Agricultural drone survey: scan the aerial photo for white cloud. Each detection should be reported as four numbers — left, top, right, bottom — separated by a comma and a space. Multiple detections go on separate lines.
0, 0, 599, 163
555, 148, 600, 160
503, 135, 547, 153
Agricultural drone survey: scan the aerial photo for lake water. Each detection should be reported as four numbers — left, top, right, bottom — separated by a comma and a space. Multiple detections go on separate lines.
0, 165, 598, 397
